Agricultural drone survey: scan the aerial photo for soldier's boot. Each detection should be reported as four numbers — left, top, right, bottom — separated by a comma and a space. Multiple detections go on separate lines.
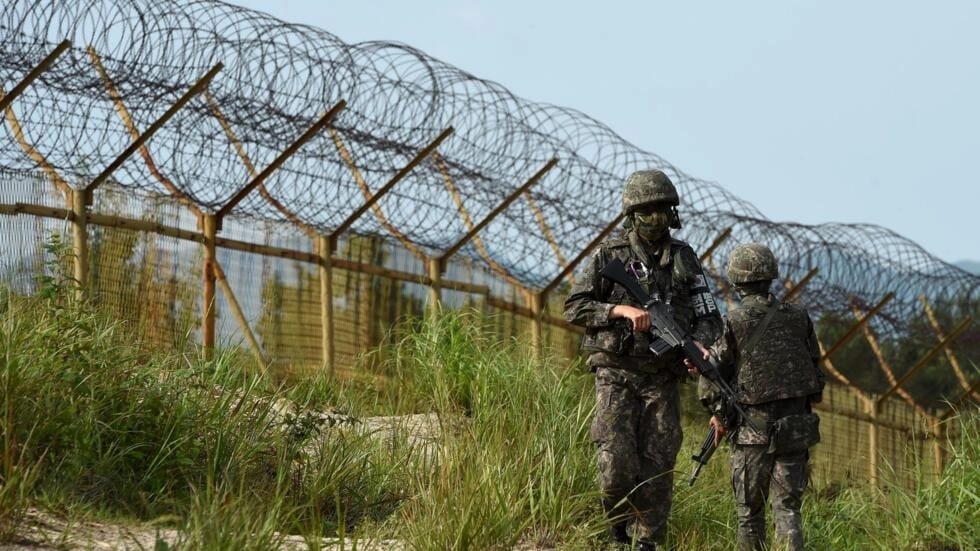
609, 522, 629, 544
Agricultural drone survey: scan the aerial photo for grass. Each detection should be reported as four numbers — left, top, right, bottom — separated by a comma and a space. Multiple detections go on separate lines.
0, 286, 978, 550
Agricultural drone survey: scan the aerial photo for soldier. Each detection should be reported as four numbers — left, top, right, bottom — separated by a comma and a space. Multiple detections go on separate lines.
694, 243, 825, 551
563, 169, 722, 550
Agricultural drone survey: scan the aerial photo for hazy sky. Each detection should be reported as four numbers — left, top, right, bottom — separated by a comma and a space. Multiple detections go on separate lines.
228, 0, 978, 264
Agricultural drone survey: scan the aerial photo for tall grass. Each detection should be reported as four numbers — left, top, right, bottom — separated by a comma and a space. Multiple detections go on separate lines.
0, 286, 407, 546
377, 312, 604, 549
0, 282, 977, 549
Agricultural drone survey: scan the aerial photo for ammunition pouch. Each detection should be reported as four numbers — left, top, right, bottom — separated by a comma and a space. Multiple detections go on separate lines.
767, 413, 820, 455
581, 320, 630, 355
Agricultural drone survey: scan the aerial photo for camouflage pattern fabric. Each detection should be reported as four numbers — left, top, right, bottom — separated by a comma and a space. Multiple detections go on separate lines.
731, 445, 809, 551
563, 226, 720, 546
701, 294, 824, 406
564, 232, 722, 374
591, 366, 682, 545
622, 169, 679, 212
726, 243, 779, 284
695, 285, 824, 551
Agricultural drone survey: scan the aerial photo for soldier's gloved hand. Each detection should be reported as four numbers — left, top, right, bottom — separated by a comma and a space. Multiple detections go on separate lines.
709, 415, 727, 446
611, 305, 651, 332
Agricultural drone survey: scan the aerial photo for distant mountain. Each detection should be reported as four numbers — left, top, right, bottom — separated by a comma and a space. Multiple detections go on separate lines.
955, 260, 980, 275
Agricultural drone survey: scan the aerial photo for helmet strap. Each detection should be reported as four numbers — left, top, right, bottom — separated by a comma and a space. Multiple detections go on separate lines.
668, 206, 681, 229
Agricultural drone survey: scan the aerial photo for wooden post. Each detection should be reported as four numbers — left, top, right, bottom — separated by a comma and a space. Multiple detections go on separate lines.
318, 235, 335, 376
205, 90, 313, 237
1, 40, 74, 198
920, 296, 978, 400
86, 62, 223, 198
427, 257, 442, 319
215, 100, 346, 226
213, 259, 268, 372
877, 317, 973, 403
70, 187, 89, 299
438, 158, 557, 267
3, 92, 72, 196
329, 127, 454, 253
820, 293, 895, 362
530, 291, 545, 361
541, 213, 625, 298
931, 421, 944, 481
868, 400, 879, 490
0, 40, 71, 114
433, 151, 527, 288
851, 303, 927, 415
202, 214, 218, 360
523, 191, 568, 270
331, 128, 431, 261
783, 268, 819, 303
88, 47, 205, 216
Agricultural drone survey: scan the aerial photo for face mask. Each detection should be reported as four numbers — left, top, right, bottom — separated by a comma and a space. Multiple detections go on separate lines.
633, 211, 671, 240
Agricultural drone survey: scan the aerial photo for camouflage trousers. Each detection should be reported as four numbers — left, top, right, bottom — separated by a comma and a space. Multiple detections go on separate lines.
591, 366, 682, 545
731, 445, 809, 551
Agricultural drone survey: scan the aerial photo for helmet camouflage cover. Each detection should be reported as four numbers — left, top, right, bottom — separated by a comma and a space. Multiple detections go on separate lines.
622, 170, 679, 214
726, 243, 779, 284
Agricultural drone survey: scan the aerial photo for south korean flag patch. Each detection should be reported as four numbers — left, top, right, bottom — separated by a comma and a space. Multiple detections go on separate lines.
692, 274, 709, 291
690, 271, 718, 316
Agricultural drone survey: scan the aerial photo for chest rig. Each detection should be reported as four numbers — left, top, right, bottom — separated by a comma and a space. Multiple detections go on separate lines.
607, 235, 689, 359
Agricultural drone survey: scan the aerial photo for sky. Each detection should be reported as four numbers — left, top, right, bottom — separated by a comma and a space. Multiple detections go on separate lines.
228, 0, 979, 265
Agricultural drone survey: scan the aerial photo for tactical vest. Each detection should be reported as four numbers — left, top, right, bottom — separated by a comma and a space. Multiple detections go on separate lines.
581, 237, 697, 361
729, 296, 822, 405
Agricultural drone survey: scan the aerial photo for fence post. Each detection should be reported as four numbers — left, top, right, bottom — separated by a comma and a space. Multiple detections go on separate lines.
85, 60, 223, 200
920, 296, 978, 401
437, 159, 557, 270
868, 400, 879, 490
213, 259, 268, 372
70, 187, 89, 299
202, 213, 218, 360
931, 421, 944, 481
530, 291, 545, 361
318, 235, 335, 376
541, 213, 624, 298
427, 257, 442, 318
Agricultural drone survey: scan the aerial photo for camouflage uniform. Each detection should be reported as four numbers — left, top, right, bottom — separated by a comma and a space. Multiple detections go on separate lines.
564, 171, 722, 547
699, 244, 825, 551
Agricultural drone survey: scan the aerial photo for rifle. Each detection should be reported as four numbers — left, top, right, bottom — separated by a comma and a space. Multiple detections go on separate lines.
598, 258, 760, 432
689, 426, 717, 486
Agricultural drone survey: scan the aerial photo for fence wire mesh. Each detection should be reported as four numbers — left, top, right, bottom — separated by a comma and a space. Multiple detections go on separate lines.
1, 0, 977, 488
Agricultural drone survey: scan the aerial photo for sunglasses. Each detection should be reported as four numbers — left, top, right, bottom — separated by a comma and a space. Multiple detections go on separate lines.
633, 204, 671, 216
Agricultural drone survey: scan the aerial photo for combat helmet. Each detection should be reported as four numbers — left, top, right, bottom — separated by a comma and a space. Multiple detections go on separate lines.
622, 170, 679, 214
726, 243, 779, 284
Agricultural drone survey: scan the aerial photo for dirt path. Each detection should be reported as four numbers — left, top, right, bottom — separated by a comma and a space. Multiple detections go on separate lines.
2, 509, 404, 550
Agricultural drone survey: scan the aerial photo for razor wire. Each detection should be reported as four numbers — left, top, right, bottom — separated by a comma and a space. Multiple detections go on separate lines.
0, 0, 977, 336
